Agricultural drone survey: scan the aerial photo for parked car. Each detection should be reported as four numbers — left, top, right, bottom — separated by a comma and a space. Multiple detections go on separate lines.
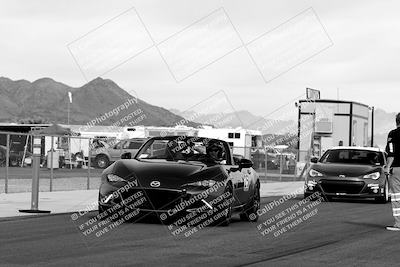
91, 138, 147, 168
98, 136, 260, 226
304, 146, 389, 203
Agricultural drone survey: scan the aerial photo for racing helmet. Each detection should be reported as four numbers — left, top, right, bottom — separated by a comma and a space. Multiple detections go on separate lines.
206, 140, 225, 160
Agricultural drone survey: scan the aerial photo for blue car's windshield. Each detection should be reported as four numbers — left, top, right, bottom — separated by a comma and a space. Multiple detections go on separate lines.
320, 149, 384, 165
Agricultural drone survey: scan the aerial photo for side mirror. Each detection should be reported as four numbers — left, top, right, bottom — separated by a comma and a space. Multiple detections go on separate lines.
239, 158, 253, 168
233, 156, 240, 165
121, 152, 132, 159
310, 157, 318, 163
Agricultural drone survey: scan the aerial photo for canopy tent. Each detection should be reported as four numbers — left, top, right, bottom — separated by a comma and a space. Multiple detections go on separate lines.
29, 124, 78, 136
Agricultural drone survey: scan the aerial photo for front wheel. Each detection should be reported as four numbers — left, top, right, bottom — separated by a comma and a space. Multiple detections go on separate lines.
240, 183, 260, 222
214, 184, 233, 226
376, 181, 389, 203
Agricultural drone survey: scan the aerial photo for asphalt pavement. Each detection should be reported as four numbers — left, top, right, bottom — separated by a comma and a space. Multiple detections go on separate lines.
0, 196, 398, 266
0, 182, 305, 218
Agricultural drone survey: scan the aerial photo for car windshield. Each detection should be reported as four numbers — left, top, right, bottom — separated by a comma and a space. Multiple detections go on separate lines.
135, 137, 228, 164
320, 149, 384, 165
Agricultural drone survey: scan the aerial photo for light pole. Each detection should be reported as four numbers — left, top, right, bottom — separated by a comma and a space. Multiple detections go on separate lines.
67, 91, 72, 125
67, 92, 72, 169
67, 99, 70, 125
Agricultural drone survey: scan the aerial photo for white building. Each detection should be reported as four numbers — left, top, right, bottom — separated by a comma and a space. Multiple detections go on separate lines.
297, 99, 373, 174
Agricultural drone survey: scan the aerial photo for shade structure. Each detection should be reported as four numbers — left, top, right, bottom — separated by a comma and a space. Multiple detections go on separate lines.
29, 124, 78, 136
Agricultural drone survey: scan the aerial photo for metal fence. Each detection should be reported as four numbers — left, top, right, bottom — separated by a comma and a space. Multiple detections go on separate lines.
233, 146, 302, 182
0, 132, 105, 193
0, 133, 306, 193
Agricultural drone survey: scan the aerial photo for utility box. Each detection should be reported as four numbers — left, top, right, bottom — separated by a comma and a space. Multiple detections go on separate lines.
47, 150, 59, 169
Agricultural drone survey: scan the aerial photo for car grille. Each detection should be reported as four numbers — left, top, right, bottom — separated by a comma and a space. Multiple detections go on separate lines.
120, 188, 185, 211
320, 180, 365, 194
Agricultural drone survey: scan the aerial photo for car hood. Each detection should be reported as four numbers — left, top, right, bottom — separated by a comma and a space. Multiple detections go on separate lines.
110, 159, 227, 188
311, 163, 382, 177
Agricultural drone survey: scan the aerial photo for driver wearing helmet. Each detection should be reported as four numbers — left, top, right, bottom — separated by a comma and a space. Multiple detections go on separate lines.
206, 141, 226, 164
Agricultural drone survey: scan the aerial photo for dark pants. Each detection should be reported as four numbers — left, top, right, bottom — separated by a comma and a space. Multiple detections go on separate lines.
389, 167, 400, 227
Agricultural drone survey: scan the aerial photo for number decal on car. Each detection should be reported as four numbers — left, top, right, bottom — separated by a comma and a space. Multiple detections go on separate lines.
244, 174, 250, 191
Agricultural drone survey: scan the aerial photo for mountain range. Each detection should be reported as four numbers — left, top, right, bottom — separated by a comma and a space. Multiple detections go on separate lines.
0, 77, 197, 127
171, 107, 397, 148
0, 76, 396, 148
169, 109, 296, 134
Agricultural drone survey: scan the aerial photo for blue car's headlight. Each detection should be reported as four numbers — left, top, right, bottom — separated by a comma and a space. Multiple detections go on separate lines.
363, 172, 380, 180
309, 169, 324, 177
107, 174, 125, 182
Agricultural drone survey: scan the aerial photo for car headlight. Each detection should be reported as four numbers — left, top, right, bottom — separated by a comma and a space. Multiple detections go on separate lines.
186, 180, 217, 187
307, 180, 317, 187
107, 174, 125, 182
309, 169, 324, 177
363, 172, 380, 180
306, 180, 317, 190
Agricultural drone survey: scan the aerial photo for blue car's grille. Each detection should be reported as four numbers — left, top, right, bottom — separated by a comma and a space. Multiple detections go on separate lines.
320, 180, 365, 194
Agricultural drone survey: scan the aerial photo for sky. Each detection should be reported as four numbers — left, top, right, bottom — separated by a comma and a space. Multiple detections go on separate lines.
0, 0, 399, 118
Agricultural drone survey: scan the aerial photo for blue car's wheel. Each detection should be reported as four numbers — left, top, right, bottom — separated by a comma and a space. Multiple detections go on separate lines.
376, 181, 389, 203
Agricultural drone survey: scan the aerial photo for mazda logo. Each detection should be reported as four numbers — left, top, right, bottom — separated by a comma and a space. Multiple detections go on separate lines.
339, 175, 346, 178
150, 181, 160, 187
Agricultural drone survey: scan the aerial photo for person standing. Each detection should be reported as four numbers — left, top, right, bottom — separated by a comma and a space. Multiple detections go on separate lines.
385, 113, 400, 231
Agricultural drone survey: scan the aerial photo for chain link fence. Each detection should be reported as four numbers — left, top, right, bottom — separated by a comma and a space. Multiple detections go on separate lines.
0, 133, 306, 193
232, 146, 301, 182
0, 132, 106, 193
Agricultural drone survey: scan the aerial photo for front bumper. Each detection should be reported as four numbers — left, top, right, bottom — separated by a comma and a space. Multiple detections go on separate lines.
304, 177, 386, 198
98, 182, 225, 216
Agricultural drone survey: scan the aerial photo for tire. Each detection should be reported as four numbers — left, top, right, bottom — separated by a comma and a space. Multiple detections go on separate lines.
98, 203, 107, 215
98, 193, 108, 215
95, 155, 110, 169
376, 181, 389, 204
10, 158, 19, 167
98, 194, 117, 221
214, 184, 233, 226
240, 183, 260, 222
304, 192, 321, 201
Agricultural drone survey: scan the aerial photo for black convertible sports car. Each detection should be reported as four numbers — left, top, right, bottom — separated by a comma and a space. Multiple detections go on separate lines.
304, 146, 389, 203
98, 136, 260, 226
